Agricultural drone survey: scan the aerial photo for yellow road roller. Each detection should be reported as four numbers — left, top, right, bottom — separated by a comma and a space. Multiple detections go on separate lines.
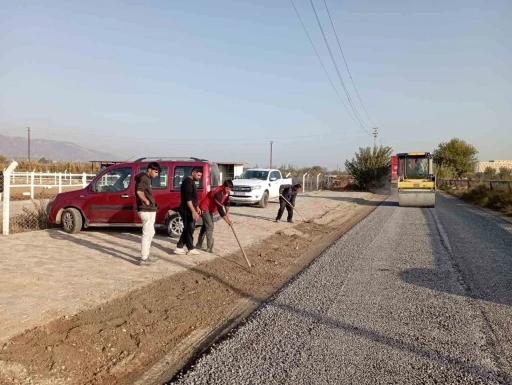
397, 152, 436, 208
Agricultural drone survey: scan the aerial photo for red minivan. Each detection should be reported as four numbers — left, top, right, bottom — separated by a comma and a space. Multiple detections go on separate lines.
47, 157, 221, 237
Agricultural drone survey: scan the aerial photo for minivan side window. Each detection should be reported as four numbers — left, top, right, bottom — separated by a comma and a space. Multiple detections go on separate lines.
137, 166, 169, 189
173, 166, 204, 190
210, 164, 221, 187
93, 167, 132, 192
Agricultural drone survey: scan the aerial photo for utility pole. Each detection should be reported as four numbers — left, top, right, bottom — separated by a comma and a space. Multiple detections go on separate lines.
373, 127, 378, 148
270, 141, 273, 169
27, 127, 31, 162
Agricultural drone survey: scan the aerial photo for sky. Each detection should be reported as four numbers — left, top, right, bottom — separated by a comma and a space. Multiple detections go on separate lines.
0, 0, 510, 169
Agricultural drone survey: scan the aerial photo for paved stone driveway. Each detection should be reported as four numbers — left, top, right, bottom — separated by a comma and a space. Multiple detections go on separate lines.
0, 191, 373, 343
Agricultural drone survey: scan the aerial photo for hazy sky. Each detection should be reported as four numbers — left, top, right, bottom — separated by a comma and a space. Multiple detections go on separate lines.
1, 0, 510, 169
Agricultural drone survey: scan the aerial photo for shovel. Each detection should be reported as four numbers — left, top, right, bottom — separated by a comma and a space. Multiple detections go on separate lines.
279, 194, 309, 223
230, 224, 252, 268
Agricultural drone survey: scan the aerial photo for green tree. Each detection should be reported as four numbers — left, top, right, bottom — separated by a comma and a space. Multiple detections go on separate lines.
483, 166, 497, 180
345, 145, 393, 190
433, 138, 478, 179
498, 167, 512, 181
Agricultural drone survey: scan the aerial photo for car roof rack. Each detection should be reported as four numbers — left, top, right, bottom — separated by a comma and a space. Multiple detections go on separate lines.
134, 157, 209, 162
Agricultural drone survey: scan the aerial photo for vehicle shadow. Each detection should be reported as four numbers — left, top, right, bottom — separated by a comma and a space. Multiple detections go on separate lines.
400, 204, 512, 307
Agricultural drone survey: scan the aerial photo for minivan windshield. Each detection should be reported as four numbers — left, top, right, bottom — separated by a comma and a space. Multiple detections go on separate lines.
239, 170, 269, 181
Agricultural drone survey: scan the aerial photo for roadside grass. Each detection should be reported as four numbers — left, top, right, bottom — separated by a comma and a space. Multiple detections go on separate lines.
443, 184, 512, 216
0, 196, 51, 234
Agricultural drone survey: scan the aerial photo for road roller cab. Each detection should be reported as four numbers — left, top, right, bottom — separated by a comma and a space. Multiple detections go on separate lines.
397, 152, 436, 208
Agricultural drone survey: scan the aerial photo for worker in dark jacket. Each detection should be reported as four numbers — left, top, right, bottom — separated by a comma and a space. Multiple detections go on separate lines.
275, 183, 302, 223
196, 180, 233, 253
134, 161, 161, 265
175, 167, 203, 255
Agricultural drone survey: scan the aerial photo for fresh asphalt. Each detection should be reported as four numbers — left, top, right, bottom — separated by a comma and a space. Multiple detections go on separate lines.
169, 192, 512, 385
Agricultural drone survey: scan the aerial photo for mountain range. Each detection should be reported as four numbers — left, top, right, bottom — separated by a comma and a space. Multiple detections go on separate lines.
0, 134, 118, 162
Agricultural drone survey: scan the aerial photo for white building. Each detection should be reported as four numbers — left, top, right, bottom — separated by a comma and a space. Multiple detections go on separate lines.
475, 160, 512, 173
215, 162, 246, 182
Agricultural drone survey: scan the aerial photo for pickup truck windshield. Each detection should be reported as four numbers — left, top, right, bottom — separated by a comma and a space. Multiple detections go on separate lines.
239, 170, 269, 180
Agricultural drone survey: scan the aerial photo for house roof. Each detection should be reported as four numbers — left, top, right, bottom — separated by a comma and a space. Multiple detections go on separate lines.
215, 162, 247, 165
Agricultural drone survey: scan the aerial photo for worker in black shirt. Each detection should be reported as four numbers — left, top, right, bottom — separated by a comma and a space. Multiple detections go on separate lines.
175, 167, 203, 255
275, 183, 302, 223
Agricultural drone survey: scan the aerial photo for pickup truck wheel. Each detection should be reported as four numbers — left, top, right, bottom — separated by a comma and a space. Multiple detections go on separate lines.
258, 191, 269, 208
61, 208, 83, 234
166, 213, 184, 238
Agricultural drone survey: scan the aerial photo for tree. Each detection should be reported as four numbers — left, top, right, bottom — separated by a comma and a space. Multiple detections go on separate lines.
483, 167, 497, 180
498, 167, 512, 181
433, 138, 478, 179
345, 145, 393, 190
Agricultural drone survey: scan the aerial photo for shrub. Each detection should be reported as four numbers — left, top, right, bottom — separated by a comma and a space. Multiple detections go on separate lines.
459, 185, 512, 216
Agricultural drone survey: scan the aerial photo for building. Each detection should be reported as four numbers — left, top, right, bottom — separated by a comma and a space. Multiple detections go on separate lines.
215, 162, 246, 182
474, 160, 512, 173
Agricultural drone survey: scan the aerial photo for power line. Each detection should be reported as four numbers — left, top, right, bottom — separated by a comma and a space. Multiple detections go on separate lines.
323, 0, 376, 127
308, 0, 370, 135
289, 0, 359, 128
0, 127, 366, 144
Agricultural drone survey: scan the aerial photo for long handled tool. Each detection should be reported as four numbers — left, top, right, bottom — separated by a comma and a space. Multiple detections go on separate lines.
280, 194, 309, 223
230, 224, 252, 268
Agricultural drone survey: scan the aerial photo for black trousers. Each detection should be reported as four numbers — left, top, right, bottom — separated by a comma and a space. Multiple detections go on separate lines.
177, 206, 196, 250
276, 198, 293, 221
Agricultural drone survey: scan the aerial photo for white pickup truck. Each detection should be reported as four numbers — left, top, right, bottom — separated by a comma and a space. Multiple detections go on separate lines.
230, 168, 292, 208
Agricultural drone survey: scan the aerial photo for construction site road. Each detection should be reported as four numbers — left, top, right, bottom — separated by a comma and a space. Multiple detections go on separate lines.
171, 192, 512, 385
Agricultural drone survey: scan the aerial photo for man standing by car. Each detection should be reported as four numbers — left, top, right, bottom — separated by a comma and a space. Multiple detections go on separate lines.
135, 161, 161, 266
196, 179, 233, 253
275, 183, 302, 223
175, 167, 203, 255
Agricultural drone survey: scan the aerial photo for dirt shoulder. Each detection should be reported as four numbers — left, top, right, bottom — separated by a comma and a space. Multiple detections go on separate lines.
0, 193, 387, 385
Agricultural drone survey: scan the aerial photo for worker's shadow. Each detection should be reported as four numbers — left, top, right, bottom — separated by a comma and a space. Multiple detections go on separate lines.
230, 212, 276, 222
48, 229, 141, 266
400, 207, 512, 307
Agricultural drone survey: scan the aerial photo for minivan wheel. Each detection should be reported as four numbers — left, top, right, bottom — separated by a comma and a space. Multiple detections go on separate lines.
258, 191, 269, 208
166, 213, 184, 238
61, 208, 83, 234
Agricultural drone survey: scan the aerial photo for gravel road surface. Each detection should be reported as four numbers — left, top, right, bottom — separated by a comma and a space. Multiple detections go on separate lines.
170, 192, 512, 385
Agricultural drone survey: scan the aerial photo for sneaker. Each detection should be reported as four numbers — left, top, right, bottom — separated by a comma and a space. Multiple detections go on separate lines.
275, 219, 280, 222
188, 249, 201, 255
138, 257, 150, 266
174, 247, 186, 255
287, 220, 294, 223
206, 248, 214, 253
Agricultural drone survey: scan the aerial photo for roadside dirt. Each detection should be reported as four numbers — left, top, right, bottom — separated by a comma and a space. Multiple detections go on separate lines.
0, 195, 386, 385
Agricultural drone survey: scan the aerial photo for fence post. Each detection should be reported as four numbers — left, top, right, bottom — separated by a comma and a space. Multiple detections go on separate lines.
58, 173, 62, 193
3, 161, 18, 235
303, 173, 308, 193
30, 171, 35, 199
316, 173, 322, 191
82, 172, 87, 188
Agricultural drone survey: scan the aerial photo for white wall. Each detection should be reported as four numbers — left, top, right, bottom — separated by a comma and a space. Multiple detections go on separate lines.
234, 165, 243, 177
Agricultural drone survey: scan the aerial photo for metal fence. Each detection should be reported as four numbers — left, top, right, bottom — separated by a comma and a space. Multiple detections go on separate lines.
291, 174, 355, 192
1, 162, 96, 235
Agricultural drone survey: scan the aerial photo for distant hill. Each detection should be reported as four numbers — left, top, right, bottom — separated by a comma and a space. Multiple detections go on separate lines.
0, 134, 118, 162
